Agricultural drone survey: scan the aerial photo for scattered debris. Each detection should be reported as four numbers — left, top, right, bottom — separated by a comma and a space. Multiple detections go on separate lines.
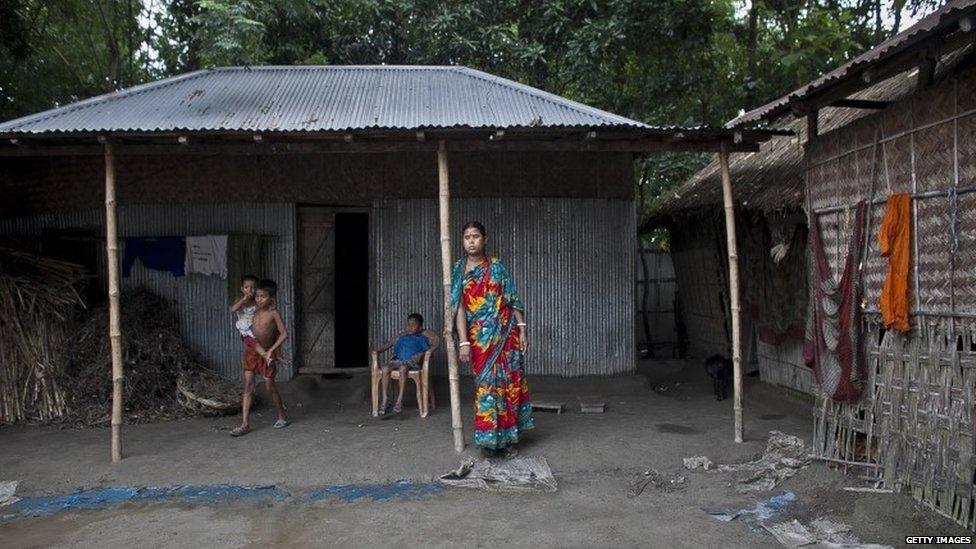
531, 400, 566, 414
684, 456, 714, 470
718, 431, 810, 493
0, 481, 19, 507
764, 518, 893, 549
177, 371, 242, 416
842, 487, 893, 494
444, 458, 475, 480
652, 382, 681, 396
440, 457, 557, 493
578, 397, 606, 413
629, 469, 688, 498
703, 490, 796, 532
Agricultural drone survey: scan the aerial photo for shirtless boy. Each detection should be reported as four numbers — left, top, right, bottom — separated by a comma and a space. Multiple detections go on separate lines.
230, 279, 289, 436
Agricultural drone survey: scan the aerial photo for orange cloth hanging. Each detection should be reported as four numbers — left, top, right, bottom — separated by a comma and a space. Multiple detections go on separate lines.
878, 193, 912, 333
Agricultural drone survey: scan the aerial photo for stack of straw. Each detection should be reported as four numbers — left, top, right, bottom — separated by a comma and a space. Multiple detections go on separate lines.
0, 247, 84, 424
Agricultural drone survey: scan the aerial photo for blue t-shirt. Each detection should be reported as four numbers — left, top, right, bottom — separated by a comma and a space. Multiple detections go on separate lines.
394, 333, 430, 361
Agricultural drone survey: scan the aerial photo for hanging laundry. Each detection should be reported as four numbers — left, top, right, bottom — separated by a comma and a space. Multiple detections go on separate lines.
122, 237, 185, 278
878, 193, 912, 333
804, 203, 866, 402
226, 235, 264, 302
185, 235, 228, 278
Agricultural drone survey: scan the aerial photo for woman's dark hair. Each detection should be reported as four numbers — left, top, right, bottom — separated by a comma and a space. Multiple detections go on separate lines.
461, 221, 487, 237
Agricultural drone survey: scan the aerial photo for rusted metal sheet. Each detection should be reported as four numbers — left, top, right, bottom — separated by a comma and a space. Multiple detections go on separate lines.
0, 203, 297, 381
372, 197, 637, 376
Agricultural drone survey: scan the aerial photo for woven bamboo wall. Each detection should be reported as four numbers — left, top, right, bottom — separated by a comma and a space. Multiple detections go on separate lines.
758, 340, 814, 394
669, 210, 813, 393
807, 65, 976, 529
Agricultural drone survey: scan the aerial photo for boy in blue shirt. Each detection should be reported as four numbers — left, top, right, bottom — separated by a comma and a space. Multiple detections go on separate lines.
372, 313, 436, 418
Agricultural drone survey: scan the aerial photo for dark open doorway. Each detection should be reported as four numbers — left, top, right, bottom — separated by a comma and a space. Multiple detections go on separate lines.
333, 212, 370, 368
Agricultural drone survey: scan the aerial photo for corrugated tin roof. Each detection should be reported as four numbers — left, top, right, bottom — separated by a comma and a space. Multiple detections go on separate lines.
0, 65, 654, 135
728, 0, 976, 127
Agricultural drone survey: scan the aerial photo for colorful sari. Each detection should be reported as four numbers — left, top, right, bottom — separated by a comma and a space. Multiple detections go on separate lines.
451, 257, 534, 449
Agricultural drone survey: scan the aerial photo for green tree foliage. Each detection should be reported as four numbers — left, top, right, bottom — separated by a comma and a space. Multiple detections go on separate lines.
0, 0, 946, 231
0, 1, 146, 119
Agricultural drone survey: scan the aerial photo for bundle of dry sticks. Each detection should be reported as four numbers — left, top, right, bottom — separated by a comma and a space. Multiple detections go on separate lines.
0, 244, 242, 425
63, 290, 243, 425
0, 247, 84, 424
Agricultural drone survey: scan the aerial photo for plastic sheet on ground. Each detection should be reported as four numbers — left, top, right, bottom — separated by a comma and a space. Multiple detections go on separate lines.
0, 481, 19, 507
763, 518, 893, 549
703, 491, 797, 533
439, 457, 557, 493
719, 431, 810, 493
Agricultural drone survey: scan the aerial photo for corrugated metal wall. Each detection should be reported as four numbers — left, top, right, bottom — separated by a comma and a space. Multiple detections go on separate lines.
373, 197, 636, 377
3, 197, 635, 379
0, 203, 297, 381
636, 248, 677, 357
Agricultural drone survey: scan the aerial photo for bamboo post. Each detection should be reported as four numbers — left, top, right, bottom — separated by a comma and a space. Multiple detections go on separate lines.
719, 142, 743, 443
438, 141, 465, 453
104, 143, 124, 462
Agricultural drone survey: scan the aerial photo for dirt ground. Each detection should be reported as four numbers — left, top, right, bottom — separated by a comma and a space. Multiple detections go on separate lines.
0, 360, 968, 548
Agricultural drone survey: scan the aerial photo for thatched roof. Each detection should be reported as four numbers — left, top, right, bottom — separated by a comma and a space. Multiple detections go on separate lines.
647, 80, 905, 222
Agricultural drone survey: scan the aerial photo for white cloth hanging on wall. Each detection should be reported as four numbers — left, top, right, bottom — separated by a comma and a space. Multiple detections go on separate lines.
184, 235, 228, 278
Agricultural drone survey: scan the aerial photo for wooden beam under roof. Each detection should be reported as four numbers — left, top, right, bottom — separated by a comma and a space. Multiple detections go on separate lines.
0, 137, 764, 157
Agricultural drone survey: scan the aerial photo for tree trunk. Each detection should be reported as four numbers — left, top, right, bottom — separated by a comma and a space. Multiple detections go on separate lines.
746, 0, 761, 108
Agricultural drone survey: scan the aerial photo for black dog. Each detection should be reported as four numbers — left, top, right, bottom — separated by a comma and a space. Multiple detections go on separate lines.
705, 354, 732, 401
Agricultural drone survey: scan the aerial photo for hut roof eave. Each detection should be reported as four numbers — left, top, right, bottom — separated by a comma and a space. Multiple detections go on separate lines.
647, 42, 976, 228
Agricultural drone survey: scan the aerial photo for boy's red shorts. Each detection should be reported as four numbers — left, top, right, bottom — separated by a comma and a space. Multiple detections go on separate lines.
243, 345, 276, 379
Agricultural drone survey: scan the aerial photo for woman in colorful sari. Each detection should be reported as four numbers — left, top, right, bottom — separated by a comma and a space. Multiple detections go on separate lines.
451, 221, 533, 458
